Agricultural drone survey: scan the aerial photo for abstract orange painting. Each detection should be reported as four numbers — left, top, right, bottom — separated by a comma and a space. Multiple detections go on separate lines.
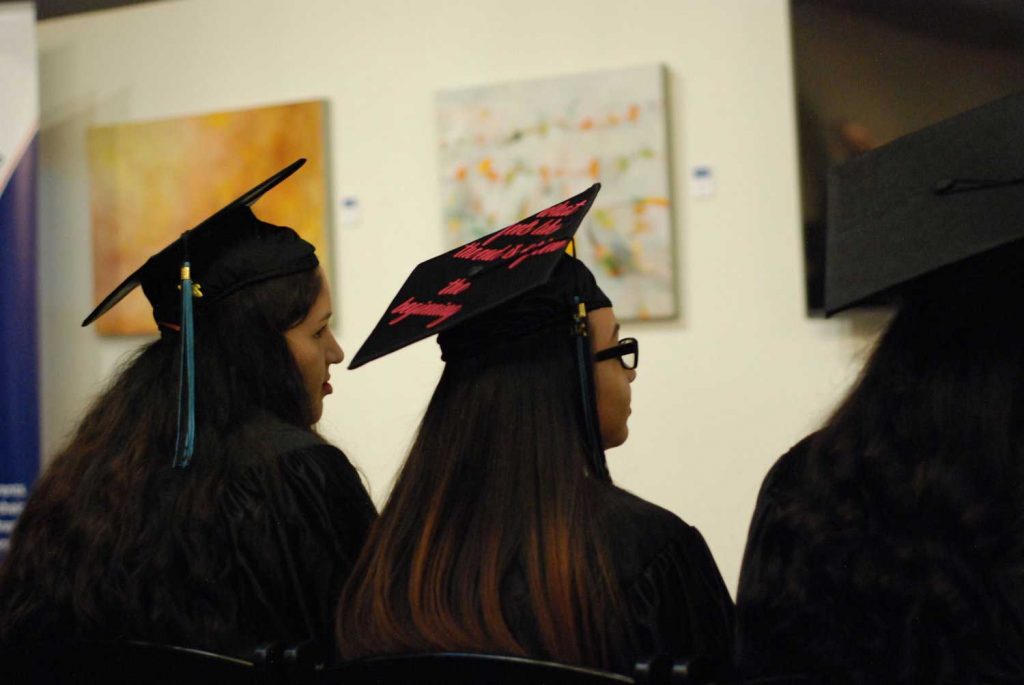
87, 100, 329, 335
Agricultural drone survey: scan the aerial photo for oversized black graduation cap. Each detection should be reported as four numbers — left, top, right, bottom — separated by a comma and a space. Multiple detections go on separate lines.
82, 158, 317, 328
349, 184, 602, 369
825, 92, 1024, 315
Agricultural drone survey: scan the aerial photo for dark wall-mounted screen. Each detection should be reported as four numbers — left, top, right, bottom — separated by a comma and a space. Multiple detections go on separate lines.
791, 0, 1024, 314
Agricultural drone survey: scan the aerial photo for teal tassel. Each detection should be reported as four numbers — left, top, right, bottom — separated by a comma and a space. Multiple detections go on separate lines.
172, 260, 197, 469
572, 294, 610, 482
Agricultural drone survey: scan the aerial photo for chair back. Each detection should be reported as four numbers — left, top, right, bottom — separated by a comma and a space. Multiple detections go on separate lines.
327, 652, 634, 685
634, 655, 725, 685
0, 639, 264, 685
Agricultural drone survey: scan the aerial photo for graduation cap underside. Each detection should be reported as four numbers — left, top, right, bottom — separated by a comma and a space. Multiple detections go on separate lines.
349, 184, 602, 369
825, 92, 1024, 315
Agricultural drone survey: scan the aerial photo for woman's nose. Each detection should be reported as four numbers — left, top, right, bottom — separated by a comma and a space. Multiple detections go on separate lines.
328, 331, 344, 364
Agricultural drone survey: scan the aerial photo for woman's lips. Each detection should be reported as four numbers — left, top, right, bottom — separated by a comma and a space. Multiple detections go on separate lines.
322, 381, 333, 395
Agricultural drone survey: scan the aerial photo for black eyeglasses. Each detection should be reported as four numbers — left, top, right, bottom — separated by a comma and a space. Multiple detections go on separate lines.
594, 337, 638, 370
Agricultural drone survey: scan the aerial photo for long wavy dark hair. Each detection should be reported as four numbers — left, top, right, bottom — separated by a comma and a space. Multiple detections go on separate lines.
336, 324, 625, 669
0, 267, 322, 648
739, 253, 1024, 684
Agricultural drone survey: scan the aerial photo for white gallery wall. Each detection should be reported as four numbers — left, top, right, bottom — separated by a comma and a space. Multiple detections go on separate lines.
34, 0, 888, 593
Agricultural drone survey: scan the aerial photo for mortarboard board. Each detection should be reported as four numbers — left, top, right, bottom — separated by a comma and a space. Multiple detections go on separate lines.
349, 183, 606, 369
349, 184, 613, 480
825, 92, 1024, 315
82, 158, 316, 468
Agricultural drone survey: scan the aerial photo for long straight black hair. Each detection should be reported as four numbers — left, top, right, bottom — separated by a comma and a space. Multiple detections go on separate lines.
0, 267, 322, 648
738, 250, 1024, 684
337, 323, 626, 669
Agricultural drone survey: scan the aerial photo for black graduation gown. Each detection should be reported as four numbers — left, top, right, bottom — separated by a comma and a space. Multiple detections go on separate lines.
219, 419, 377, 657
503, 486, 735, 677
735, 436, 1024, 685
0, 418, 376, 659
734, 436, 819, 682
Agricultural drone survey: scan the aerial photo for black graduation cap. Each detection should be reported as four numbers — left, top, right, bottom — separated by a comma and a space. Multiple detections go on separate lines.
82, 158, 316, 468
82, 158, 316, 328
349, 183, 604, 369
825, 92, 1024, 315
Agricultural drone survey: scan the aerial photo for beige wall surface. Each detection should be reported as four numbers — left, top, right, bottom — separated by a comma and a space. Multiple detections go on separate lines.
35, 0, 887, 594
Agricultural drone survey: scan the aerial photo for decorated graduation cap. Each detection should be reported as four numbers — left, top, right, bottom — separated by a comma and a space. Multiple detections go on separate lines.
825, 91, 1024, 315
349, 183, 606, 368
82, 158, 317, 468
349, 183, 613, 479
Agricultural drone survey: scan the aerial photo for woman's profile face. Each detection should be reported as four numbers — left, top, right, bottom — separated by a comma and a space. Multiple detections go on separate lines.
590, 307, 637, 449
284, 268, 344, 423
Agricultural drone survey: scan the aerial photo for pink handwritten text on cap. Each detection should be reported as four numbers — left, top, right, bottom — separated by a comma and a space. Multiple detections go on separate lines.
453, 238, 570, 269
389, 298, 463, 328
438, 278, 472, 296
535, 198, 590, 218
482, 218, 564, 246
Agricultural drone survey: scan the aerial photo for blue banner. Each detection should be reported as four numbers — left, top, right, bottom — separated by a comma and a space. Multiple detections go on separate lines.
0, 3, 40, 557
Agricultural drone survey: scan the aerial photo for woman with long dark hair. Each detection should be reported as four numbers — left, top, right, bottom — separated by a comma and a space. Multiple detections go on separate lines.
338, 186, 733, 675
736, 94, 1024, 684
0, 162, 376, 656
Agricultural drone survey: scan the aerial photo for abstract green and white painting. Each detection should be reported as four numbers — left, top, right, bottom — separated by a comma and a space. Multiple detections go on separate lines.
437, 64, 677, 321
